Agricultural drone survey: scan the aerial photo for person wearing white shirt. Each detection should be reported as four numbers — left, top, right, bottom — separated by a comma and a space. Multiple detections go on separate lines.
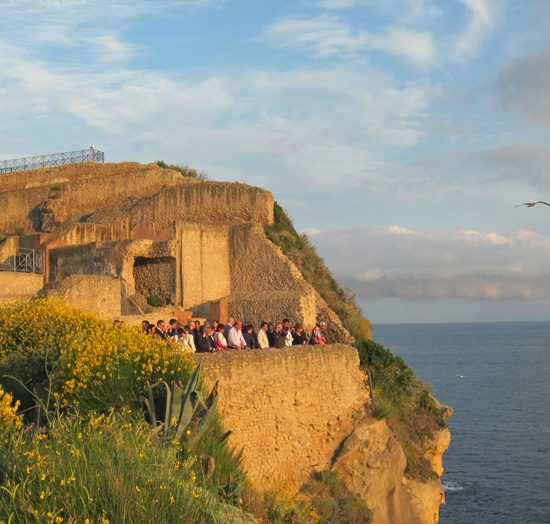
227, 320, 247, 349
257, 321, 270, 349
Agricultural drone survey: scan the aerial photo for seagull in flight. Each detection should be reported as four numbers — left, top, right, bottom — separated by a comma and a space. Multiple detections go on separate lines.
515, 201, 550, 208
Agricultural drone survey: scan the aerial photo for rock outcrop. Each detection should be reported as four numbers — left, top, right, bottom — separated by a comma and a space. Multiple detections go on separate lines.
333, 418, 449, 524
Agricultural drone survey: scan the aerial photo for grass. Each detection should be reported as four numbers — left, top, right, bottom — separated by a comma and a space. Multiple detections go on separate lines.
265, 203, 446, 481
0, 409, 255, 524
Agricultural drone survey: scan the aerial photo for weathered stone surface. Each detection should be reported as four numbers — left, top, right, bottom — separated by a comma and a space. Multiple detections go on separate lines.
196, 344, 370, 489
44, 274, 122, 319
0, 273, 44, 300
330, 417, 450, 524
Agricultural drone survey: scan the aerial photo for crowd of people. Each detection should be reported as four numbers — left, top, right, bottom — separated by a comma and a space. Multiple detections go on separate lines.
139, 317, 330, 353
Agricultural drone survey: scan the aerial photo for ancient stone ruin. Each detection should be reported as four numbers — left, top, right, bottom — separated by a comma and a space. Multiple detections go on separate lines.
0, 162, 349, 341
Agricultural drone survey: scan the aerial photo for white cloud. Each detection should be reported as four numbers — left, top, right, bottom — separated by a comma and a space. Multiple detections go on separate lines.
388, 225, 420, 236
0, 33, 436, 192
301, 227, 322, 237
86, 35, 137, 63
262, 15, 367, 59
367, 26, 437, 68
312, 225, 550, 300
453, 0, 494, 59
262, 14, 436, 67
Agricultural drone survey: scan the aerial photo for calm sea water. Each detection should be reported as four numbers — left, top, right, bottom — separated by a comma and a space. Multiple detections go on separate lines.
374, 322, 550, 524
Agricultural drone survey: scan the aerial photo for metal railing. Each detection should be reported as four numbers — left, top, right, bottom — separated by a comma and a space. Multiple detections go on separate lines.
0, 248, 45, 274
0, 147, 104, 174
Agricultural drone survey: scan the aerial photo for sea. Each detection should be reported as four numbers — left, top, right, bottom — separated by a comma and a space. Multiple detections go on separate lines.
373, 322, 550, 524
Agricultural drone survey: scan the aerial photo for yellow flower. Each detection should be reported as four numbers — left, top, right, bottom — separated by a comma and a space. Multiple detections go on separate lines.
135, 485, 141, 493
39, 491, 46, 501
170, 416, 178, 426
186, 428, 192, 435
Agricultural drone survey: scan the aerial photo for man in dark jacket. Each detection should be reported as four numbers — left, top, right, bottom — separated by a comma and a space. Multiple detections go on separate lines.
196, 324, 216, 353
154, 320, 168, 340
272, 323, 286, 348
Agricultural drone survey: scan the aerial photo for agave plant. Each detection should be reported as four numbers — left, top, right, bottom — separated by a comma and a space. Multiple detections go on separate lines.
142, 363, 227, 449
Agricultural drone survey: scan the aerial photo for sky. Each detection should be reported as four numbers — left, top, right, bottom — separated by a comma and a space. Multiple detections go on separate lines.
1, 0, 550, 324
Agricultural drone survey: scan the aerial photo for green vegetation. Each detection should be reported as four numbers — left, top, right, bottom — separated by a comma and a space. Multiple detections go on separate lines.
303, 471, 372, 523
262, 470, 371, 524
146, 293, 162, 308
0, 408, 254, 523
265, 203, 446, 480
265, 203, 372, 341
0, 300, 252, 523
156, 160, 209, 181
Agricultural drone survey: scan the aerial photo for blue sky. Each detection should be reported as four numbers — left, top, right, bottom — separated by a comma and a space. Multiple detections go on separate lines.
2, 0, 550, 324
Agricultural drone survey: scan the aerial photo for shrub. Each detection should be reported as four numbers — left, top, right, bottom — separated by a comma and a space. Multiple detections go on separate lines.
156, 160, 209, 181
147, 294, 163, 307
302, 470, 372, 523
0, 299, 194, 412
263, 485, 315, 524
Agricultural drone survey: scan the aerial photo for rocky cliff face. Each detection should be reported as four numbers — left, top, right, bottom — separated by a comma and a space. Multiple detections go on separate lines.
333, 418, 450, 524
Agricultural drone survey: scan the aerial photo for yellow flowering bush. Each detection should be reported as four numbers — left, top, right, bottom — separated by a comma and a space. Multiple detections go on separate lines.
0, 299, 194, 411
0, 385, 22, 445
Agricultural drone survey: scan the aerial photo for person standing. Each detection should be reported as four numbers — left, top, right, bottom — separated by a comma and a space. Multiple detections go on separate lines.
227, 320, 247, 349
292, 324, 308, 345
257, 321, 270, 349
154, 320, 168, 340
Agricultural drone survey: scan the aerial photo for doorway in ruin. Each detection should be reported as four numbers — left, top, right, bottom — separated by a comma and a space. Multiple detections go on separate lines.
132, 256, 176, 307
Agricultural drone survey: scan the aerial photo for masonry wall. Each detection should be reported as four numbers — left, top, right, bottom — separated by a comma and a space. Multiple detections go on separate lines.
133, 256, 176, 305
228, 224, 350, 337
0, 236, 20, 264
0, 163, 188, 231
47, 275, 122, 319
196, 344, 370, 490
128, 182, 274, 230
178, 224, 231, 309
0, 273, 44, 301
48, 244, 117, 283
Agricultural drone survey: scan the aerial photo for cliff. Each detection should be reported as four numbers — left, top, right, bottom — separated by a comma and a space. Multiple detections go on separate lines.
0, 161, 450, 522
197, 345, 450, 524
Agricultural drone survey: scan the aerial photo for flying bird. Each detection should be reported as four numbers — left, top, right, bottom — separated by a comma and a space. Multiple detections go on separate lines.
515, 201, 550, 208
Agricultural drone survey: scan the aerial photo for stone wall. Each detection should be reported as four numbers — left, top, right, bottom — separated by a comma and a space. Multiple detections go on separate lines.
228, 289, 318, 330
177, 223, 231, 309
46, 275, 122, 319
48, 243, 117, 283
133, 256, 176, 306
0, 163, 188, 232
196, 344, 369, 489
0, 236, 20, 264
0, 273, 44, 300
128, 182, 274, 230
229, 223, 351, 340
